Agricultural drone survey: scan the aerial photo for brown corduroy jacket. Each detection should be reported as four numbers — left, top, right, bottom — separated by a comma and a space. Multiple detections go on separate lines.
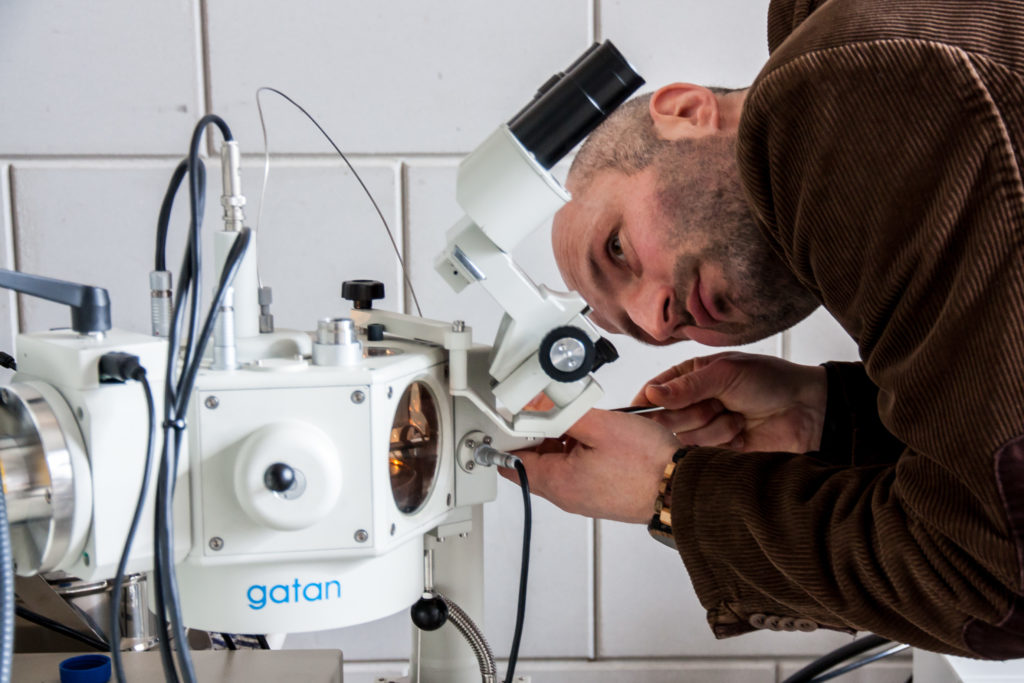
673, 0, 1024, 658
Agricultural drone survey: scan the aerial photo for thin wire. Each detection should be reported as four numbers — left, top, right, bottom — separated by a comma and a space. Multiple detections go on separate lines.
254, 86, 423, 317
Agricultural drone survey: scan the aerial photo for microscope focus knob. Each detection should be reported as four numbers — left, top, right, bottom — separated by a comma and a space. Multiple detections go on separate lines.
410, 593, 449, 631
342, 280, 385, 310
539, 326, 595, 383
263, 463, 296, 493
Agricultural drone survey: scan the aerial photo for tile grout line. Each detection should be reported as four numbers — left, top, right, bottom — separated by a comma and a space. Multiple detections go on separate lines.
2, 165, 21, 338
197, 0, 216, 154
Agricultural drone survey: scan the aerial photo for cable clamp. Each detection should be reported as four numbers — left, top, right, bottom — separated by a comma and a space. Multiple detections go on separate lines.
162, 418, 187, 432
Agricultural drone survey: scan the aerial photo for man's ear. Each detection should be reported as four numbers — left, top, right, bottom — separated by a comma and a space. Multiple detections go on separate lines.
649, 83, 720, 140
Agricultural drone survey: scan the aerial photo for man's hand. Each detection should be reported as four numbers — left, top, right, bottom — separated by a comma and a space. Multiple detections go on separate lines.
635, 352, 827, 454
502, 409, 679, 524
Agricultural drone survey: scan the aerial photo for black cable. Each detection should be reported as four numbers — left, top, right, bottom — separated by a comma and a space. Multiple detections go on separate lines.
15, 606, 109, 652
504, 459, 532, 683
150, 114, 235, 683
222, 633, 237, 651
781, 634, 893, 683
110, 372, 156, 683
155, 160, 190, 272
256, 634, 270, 650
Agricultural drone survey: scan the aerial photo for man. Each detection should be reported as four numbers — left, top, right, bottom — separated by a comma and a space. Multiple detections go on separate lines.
507, 0, 1024, 659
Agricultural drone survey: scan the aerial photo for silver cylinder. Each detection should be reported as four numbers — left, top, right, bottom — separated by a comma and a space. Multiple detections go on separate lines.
212, 288, 238, 371
0, 384, 81, 575
312, 318, 362, 366
54, 574, 158, 652
220, 141, 246, 233
149, 270, 172, 339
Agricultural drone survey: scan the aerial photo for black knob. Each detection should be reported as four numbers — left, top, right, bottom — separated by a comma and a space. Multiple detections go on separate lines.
592, 337, 619, 373
342, 280, 385, 310
367, 323, 385, 342
264, 463, 296, 493
410, 593, 448, 631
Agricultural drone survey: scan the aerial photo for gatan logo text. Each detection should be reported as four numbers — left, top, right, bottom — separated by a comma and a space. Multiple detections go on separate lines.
247, 579, 341, 610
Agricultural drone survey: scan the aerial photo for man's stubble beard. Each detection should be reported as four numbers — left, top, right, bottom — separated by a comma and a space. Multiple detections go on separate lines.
657, 138, 819, 344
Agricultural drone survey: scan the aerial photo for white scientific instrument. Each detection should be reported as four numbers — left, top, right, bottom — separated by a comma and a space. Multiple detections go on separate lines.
0, 42, 642, 682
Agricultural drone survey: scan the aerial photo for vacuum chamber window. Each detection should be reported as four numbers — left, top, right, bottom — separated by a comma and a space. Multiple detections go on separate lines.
389, 381, 440, 514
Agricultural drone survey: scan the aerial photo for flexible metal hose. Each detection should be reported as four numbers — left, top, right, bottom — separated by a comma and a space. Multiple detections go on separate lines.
0, 487, 14, 683
438, 592, 497, 683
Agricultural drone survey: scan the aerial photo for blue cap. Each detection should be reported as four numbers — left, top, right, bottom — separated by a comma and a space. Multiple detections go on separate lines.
59, 654, 111, 683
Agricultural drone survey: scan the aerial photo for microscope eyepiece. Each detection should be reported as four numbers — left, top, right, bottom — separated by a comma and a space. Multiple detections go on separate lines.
507, 40, 644, 170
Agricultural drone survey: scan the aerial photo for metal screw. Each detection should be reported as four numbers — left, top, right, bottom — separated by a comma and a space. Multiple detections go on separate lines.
355, 529, 369, 543
351, 390, 366, 404
459, 533, 469, 539
205, 396, 220, 410
390, 523, 396, 536
483, 436, 492, 445
465, 439, 476, 449
209, 537, 224, 551
465, 461, 475, 471
452, 320, 465, 332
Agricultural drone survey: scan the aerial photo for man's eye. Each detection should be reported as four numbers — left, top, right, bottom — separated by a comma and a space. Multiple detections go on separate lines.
607, 233, 626, 262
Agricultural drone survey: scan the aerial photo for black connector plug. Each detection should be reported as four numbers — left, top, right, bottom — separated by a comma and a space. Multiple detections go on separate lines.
98, 352, 146, 384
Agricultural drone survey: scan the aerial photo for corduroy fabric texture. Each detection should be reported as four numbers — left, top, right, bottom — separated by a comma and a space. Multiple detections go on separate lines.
673, 0, 1024, 658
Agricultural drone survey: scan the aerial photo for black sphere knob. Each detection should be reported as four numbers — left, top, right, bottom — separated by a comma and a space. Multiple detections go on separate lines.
410, 594, 448, 631
342, 280, 385, 310
264, 463, 296, 493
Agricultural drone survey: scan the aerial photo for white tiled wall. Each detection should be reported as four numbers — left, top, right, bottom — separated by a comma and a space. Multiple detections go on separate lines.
3, 1, 898, 681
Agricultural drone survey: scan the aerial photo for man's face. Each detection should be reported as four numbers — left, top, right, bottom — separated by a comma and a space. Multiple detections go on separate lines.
553, 152, 816, 347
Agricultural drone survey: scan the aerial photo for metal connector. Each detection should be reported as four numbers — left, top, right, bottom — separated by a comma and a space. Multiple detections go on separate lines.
220, 140, 246, 232
258, 286, 274, 333
212, 287, 238, 370
150, 270, 172, 338
473, 445, 520, 469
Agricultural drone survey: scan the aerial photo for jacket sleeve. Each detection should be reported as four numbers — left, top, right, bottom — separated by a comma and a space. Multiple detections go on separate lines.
819, 361, 905, 467
676, 12, 1024, 657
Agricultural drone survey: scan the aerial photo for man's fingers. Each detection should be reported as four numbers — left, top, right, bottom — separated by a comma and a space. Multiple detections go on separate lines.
644, 358, 734, 409
674, 411, 745, 449
648, 399, 724, 433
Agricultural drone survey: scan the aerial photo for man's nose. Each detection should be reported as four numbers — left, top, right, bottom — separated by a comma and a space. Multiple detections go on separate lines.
627, 284, 679, 342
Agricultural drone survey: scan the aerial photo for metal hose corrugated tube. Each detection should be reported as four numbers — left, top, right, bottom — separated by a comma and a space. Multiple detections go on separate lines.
438, 592, 497, 683
0, 488, 14, 683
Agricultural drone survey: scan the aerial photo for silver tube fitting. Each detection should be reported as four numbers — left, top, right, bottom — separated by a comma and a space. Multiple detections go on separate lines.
220, 140, 246, 233
212, 288, 238, 371
258, 286, 274, 334
149, 270, 172, 338
312, 317, 362, 366
473, 445, 520, 469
